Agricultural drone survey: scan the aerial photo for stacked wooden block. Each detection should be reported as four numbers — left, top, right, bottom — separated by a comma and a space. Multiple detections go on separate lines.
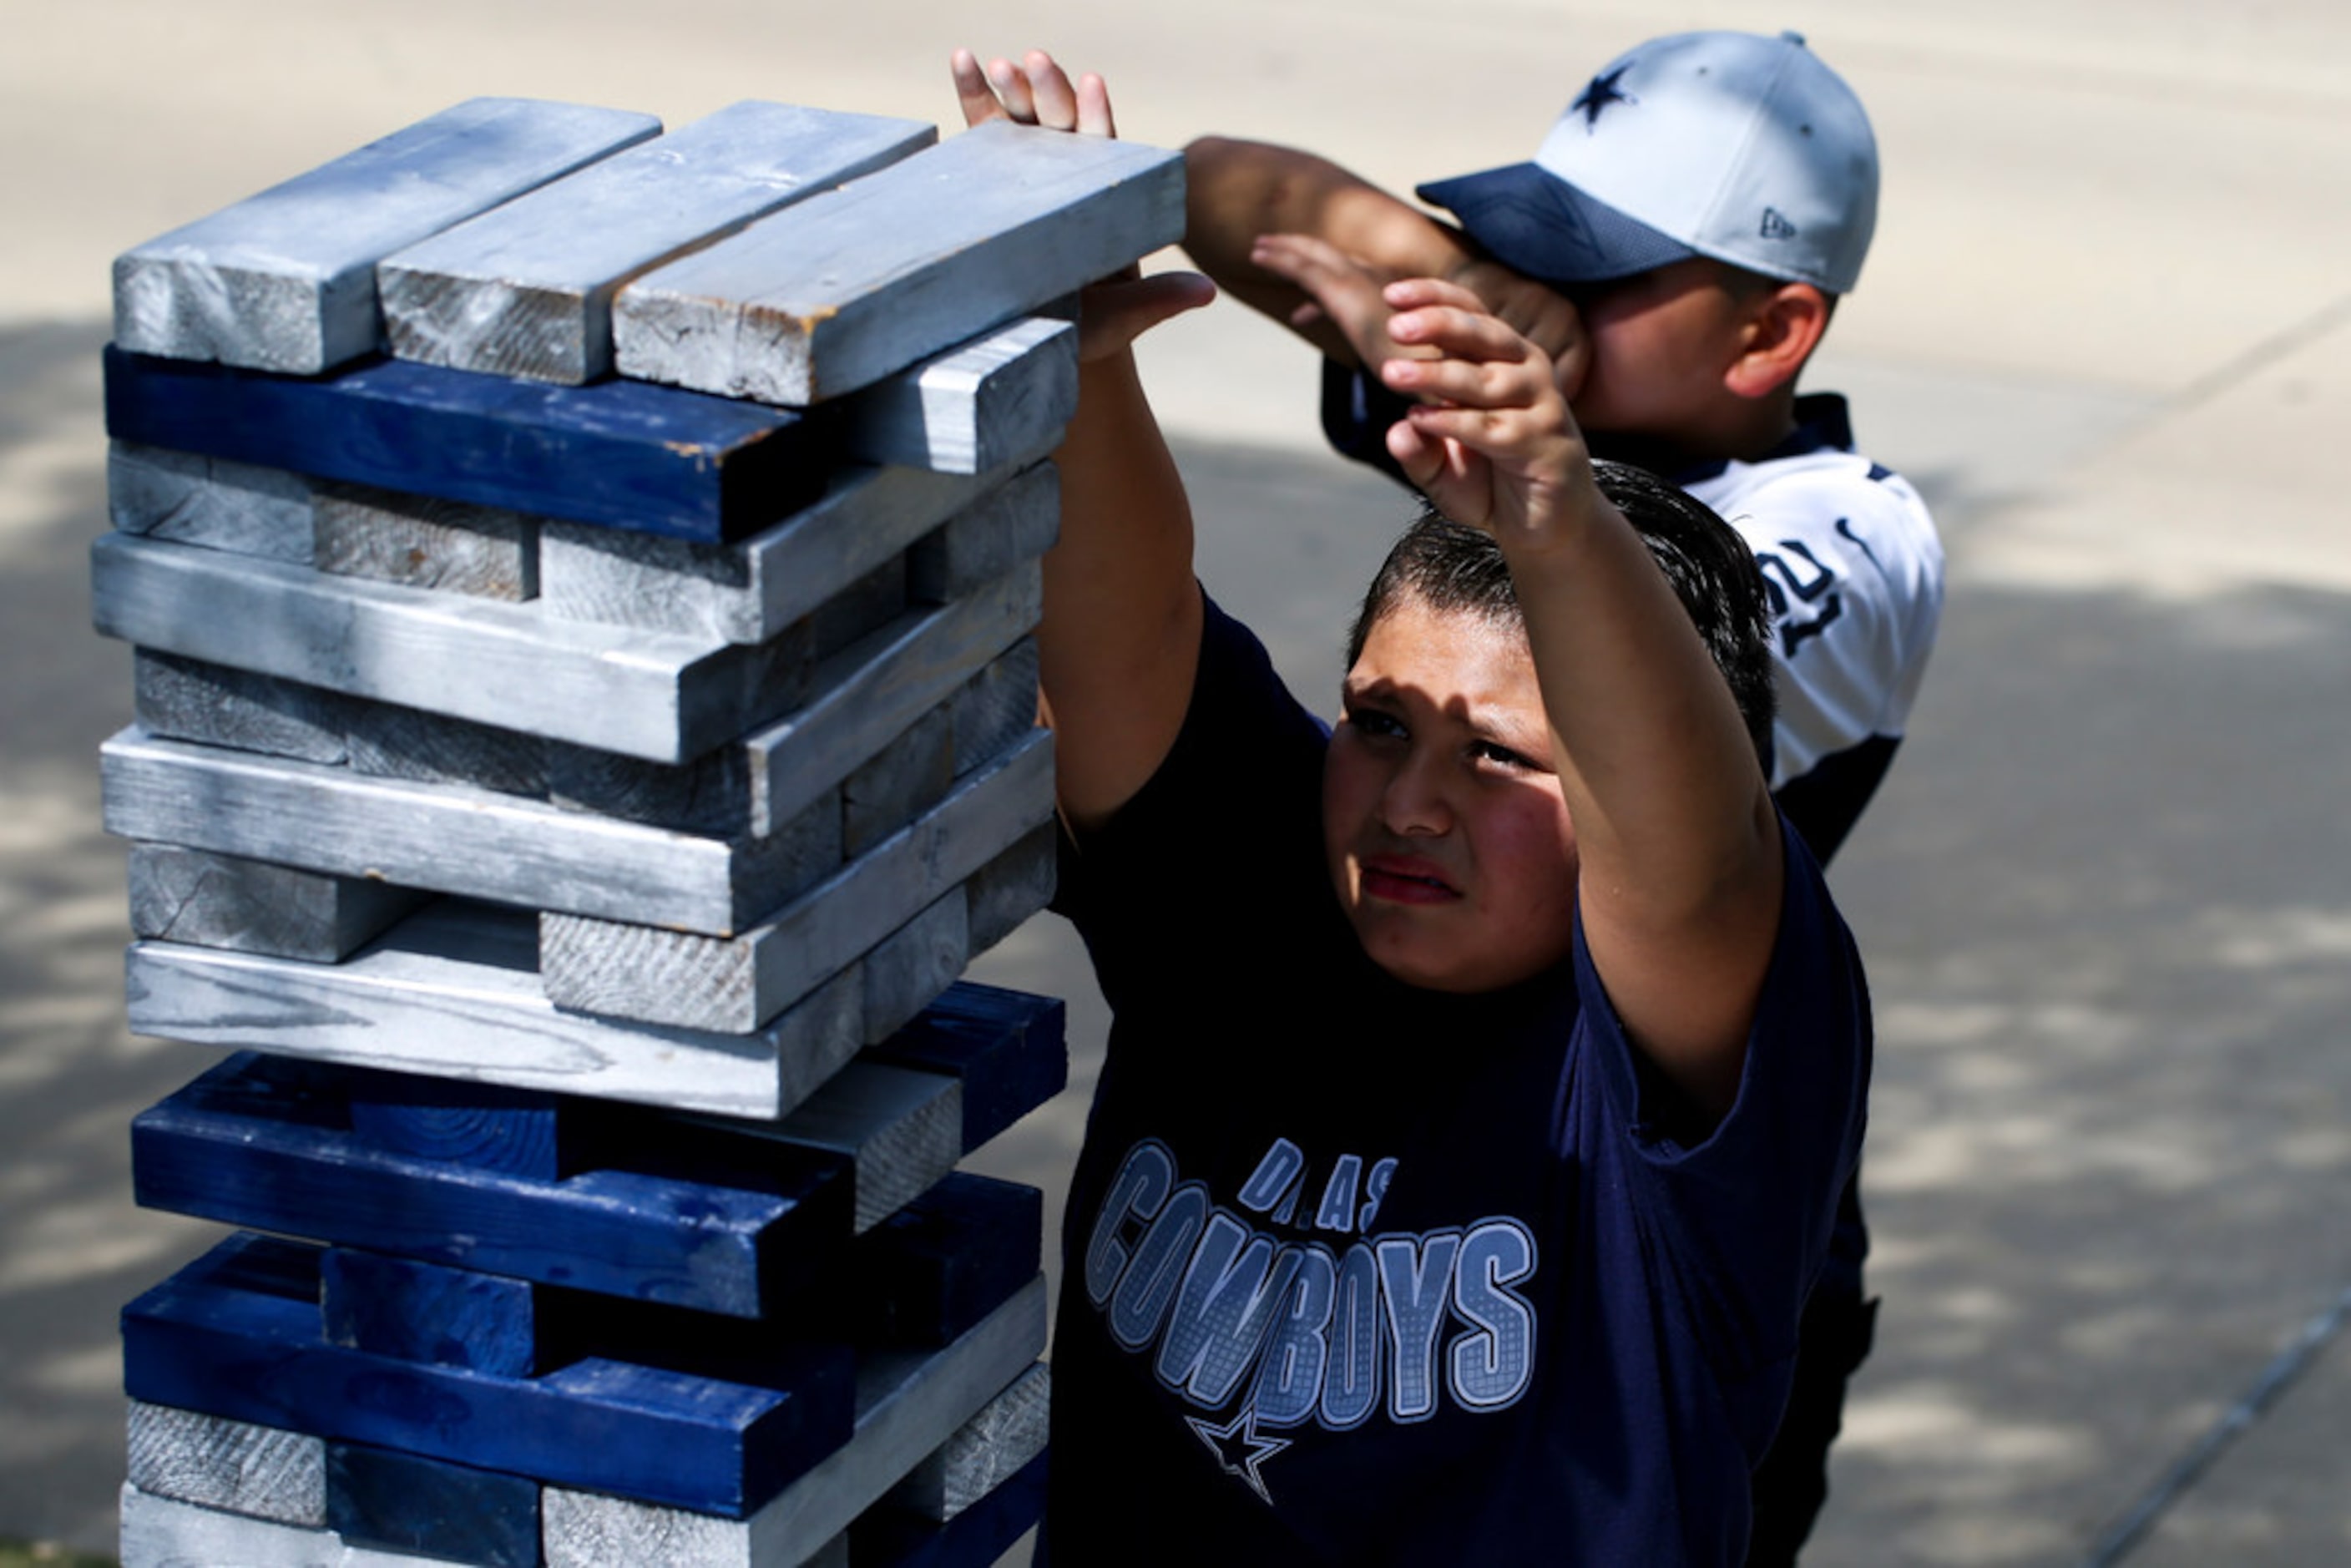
99, 95, 1181, 1566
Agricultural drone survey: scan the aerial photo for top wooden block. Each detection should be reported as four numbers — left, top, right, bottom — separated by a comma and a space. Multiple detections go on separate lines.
380, 102, 936, 385
114, 98, 660, 375
614, 121, 1184, 405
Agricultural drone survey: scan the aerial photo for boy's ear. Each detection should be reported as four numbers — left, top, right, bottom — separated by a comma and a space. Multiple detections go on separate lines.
1723, 283, 1831, 400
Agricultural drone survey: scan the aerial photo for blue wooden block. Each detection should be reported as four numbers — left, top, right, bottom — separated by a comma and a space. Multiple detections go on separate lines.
133, 1054, 848, 1317
342, 1070, 567, 1178
102, 345, 831, 544
538, 1171, 1036, 1376
122, 1233, 854, 1517
865, 983, 1067, 1151
851, 1173, 1042, 1350
327, 1443, 539, 1568
321, 1250, 538, 1376
849, 1449, 1048, 1568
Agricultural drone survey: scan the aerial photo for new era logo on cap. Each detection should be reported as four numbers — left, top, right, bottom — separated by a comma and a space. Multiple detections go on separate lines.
1417, 30, 1878, 293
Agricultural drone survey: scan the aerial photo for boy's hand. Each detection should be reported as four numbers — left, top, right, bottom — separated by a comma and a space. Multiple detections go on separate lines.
1377, 278, 1597, 554
1447, 259, 1594, 404
948, 48, 1213, 361
1248, 232, 1438, 379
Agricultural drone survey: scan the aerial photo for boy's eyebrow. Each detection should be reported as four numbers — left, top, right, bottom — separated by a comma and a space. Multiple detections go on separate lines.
1340, 676, 1551, 756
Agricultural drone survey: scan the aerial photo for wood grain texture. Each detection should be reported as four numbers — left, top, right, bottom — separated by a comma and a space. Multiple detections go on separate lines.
614, 121, 1182, 404
321, 1250, 537, 1377
113, 97, 660, 374
536, 449, 1052, 645
746, 561, 1042, 837
123, 1235, 852, 1516
104, 728, 820, 936
103, 344, 830, 544
538, 728, 1052, 1031
109, 442, 316, 563
342, 702, 549, 797
326, 1443, 540, 1568
126, 1402, 326, 1527
312, 483, 539, 600
860, 894, 968, 1048
119, 1480, 463, 1567
97, 530, 813, 764
381, 102, 934, 384
907, 463, 1058, 605
963, 822, 1055, 957
125, 903, 867, 1119
132, 1053, 852, 1316
341, 1075, 565, 1178
949, 637, 1039, 781
885, 1363, 1048, 1523
539, 1277, 1046, 1566
134, 648, 351, 765
842, 707, 953, 858
128, 844, 425, 962
841, 316, 1077, 474
698, 1062, 960, 1234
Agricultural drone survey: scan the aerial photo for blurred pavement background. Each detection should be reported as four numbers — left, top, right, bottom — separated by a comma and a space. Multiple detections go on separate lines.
3, 2, 2347, 1560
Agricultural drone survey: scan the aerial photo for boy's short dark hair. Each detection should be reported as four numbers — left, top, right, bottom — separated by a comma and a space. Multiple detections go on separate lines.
1346, 460, 1777, 766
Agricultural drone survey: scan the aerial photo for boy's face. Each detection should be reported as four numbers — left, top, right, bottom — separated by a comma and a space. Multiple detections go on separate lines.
1558, 257, 1761, 439
1322, 594, 1579, 994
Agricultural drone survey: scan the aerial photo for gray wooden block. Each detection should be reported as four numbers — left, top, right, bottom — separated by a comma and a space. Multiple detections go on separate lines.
127, 903, 865, 1119
344, 701, 548, 797
538, 730, 1052, 1031
843, 707, 954, 858
120, 1481, 461, 1567
964, 824, 1056, 956
540, 1277, 1047, 1568
114, 98, 661, 374
861, 894, 969, 1047
908, 462, 1058, 606
841, 316, 1077, 475
109, 443, 317, 564
380, 102, 935, 384
127, 1402, 326, 1527
134, 649, 351, 765
94, 530, 814, 764
695, 1061, 960, 1233
884, 1363, 1049, 1524
613, 121, 1184, 405
747, 562, 1042, 837
548, 742, 761, 837
809, 554, 907, 663
313, 483, 539, 601
537, 449, 1051, 645
129, 844, 426, 962
950, 638, 1039, 779
103, 728, 810, 936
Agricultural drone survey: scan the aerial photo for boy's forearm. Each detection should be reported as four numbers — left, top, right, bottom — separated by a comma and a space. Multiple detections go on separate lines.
1038, 348, 1204, 831
1183, 136, 1478, 364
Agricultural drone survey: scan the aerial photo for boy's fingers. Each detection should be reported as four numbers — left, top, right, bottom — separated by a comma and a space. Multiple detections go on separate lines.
1076, 73, 1117, 138
949, 49, 1005, 128
1024, 51, 1081, 130
986, 57, 1038, 121
1076, 271, 1218, 361
1381, 354, 1527, 407
1383, 276, 1489, 313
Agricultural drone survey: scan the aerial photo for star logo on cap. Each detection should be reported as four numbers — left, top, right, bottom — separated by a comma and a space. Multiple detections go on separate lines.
1570, 65, 1636, 129
1186, 1408, 1292, 1505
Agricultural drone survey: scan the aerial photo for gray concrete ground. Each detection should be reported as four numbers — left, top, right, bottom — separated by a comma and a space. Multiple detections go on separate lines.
4, 1, 2349, 1560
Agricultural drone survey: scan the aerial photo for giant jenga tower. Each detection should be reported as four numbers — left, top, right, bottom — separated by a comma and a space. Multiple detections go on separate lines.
94, 95, 1181, 1566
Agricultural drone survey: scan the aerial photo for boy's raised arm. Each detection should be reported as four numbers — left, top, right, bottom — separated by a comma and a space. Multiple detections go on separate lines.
952, 52, 1213, 831
1378, 275, 1785, 1122
1185, 137, 1587, 391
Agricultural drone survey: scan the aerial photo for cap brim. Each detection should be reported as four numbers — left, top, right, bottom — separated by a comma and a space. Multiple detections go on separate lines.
1417, 164, 1696, 287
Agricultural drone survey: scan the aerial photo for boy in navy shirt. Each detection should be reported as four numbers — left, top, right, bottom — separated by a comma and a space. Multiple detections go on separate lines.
953, 50, 1869, 1564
